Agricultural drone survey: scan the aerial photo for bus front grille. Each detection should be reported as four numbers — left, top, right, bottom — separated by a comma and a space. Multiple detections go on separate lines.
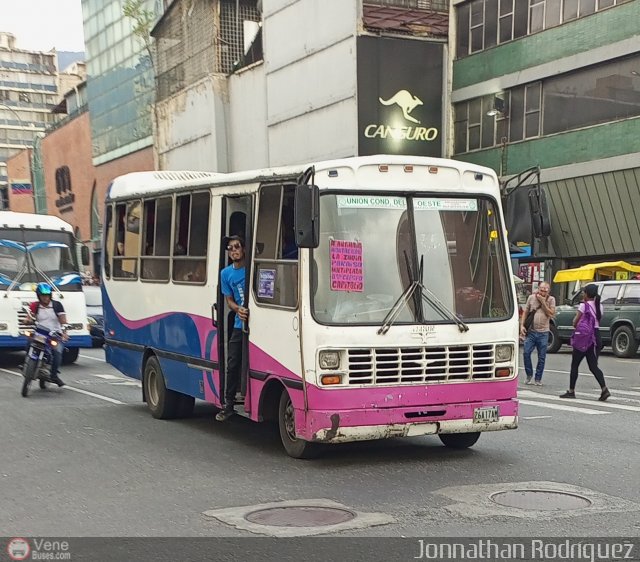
17, 309, 31, 331
346, 344, 496, 385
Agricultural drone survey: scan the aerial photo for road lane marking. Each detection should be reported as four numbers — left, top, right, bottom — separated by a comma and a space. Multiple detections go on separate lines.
79, 354, 106, 362
520, 390, 640, 412
0, 367, 124, 405
93, 374, 122, 380
519, 398, 609, 414
519, 367, 624, 379
522, 415, 552, 420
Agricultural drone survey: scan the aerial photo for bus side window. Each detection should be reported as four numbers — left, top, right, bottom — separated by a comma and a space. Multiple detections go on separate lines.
253, 184, 298, 308
113, 201, 140, 280
172, 191, 210, 284
141, 197, 172, 282
104, 205, 113, 279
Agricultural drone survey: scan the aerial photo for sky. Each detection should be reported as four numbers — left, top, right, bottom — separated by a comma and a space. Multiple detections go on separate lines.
0, 0, 85, 52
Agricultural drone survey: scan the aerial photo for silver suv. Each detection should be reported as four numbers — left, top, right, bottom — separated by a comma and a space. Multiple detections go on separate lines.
548, 280, 640, 357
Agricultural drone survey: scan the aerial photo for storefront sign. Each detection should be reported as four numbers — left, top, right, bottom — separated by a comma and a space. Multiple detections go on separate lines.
357, 36, 443, 157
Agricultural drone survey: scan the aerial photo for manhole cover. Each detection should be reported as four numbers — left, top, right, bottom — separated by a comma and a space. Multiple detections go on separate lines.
490, 490, 592, 511
245, 506, 356, 527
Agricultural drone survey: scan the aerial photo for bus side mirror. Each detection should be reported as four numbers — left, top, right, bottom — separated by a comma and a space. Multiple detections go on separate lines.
294, 183, 319, 248
80, 245, 90, 266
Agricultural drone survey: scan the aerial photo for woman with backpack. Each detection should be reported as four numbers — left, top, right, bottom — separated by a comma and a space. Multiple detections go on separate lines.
560, 283, 610, 401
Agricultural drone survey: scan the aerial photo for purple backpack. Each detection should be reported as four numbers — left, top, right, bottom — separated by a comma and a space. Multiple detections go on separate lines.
570, 303, 596, 352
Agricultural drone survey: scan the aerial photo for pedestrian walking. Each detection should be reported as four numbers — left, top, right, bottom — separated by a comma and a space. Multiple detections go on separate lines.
520, 282, 556, 385
560, 283, 611, 401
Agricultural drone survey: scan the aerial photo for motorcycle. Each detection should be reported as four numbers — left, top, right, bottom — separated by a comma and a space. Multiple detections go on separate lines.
21, 324, 67, 397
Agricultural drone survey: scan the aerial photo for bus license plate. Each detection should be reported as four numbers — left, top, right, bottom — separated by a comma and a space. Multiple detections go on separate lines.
473, 406, 499, 423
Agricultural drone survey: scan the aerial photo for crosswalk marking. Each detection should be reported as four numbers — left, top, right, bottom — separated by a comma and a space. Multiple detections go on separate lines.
522, 367, 624, 380
519, 398, 610, 415
519, 390, 640, 412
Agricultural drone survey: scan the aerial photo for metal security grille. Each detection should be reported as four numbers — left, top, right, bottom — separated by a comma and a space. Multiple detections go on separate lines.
363, 0, 449, 12
219, 0, 261, 74
154, 0, 261, 101
346, 344, 496, 385
155, 0, 217, 102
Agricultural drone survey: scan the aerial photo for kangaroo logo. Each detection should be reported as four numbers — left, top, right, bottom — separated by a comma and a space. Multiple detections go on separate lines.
379, 90, 423, 124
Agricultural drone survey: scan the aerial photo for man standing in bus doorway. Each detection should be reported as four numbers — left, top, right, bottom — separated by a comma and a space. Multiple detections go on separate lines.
520, 282, 556, 386
216, 235, 249, 422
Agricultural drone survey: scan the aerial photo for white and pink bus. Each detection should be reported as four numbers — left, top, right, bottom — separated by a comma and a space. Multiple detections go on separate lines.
103, 156, 518, 458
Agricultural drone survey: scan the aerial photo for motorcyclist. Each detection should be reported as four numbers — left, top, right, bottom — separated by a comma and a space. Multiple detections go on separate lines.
26, 282, 68, 387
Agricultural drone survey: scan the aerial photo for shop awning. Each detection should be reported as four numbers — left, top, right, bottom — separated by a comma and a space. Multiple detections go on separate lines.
553, 261, 640, 283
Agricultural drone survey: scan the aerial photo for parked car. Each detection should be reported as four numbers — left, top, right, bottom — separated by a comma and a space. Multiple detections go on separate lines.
83, 285, 104, 347
548, 280, 640, 357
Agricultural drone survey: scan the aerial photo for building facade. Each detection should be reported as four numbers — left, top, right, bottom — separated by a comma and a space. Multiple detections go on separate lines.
0, 32, 58, 208
152, 0, 449, 172
450, 0, 640, 293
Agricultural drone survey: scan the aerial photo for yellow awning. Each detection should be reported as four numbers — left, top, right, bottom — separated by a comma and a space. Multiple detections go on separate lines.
553, 261, 640, 283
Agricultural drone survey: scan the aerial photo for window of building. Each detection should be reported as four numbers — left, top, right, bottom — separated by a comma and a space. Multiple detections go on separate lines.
172, 191, 210, 284
457, 0, 629, 58
141, 197, 172, 282
253, 184, 298, 309
113, 200, 140, 279
543, 53, 640, 134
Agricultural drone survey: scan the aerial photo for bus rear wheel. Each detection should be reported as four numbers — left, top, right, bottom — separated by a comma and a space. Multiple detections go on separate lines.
143, 356, 194, 419
439, 432, 481, 449
278, 391, 319, 459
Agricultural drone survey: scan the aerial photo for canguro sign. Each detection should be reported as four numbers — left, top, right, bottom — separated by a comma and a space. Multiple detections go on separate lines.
357, 36, 444, 157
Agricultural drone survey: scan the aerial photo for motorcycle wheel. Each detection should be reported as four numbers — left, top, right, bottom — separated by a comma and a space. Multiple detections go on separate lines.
21, 376, 32, 397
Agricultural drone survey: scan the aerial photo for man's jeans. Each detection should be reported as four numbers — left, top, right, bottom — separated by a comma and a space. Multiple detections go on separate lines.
523, 331, 549, 381
50, 345, 63, 379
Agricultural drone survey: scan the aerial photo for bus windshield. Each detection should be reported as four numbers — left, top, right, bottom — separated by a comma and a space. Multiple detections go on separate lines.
0, 229, 79, 290
312, 193, 513, 326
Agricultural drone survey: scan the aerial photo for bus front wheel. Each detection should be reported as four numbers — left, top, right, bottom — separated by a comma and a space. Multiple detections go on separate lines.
278, 391, 319, 459
62, 347, 79, 365
143, 356, 194, 419
439, 432, 481, 449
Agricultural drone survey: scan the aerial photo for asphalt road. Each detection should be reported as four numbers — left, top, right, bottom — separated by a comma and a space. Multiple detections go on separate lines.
1, 345, 639, 544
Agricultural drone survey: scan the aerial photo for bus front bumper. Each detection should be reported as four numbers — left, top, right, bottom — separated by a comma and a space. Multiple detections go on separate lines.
305, 399, 518, 443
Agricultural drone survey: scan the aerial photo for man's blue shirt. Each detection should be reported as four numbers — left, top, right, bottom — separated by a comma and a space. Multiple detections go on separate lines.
221, 264, 245, 330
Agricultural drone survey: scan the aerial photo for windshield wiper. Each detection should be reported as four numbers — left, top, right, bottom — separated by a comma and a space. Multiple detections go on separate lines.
377, 254, 469, 335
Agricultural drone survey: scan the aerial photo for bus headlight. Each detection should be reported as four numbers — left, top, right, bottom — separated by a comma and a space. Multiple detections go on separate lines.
0, 323, 7, 330
319, 350, 341, 370
495, 344, 514, 362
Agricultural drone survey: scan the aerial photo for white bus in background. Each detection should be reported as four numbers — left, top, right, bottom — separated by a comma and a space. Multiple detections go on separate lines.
103, 156, 519, 458
0, 211, 92, 363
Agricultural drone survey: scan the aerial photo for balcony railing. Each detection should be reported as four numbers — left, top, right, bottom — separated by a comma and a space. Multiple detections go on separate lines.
363, 0, 449, 12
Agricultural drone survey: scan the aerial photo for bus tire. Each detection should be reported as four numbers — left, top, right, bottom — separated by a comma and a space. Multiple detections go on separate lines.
439, 432, 481, 449
143, 356, 183, 420
278, 391, 319, 459
62, 347, 79, 365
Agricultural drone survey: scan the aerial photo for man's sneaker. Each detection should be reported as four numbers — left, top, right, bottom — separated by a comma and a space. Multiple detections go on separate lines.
215, 408, 234, 422
525, 377, 533, 385
559, 391, 575, 399
50, 375, 65, 387
599, 388, 611, 402
534, 380, 543, 386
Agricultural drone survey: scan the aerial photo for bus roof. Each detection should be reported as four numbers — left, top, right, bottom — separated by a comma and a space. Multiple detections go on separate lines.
106, 155, 499, 201
0, 211, 74, 232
